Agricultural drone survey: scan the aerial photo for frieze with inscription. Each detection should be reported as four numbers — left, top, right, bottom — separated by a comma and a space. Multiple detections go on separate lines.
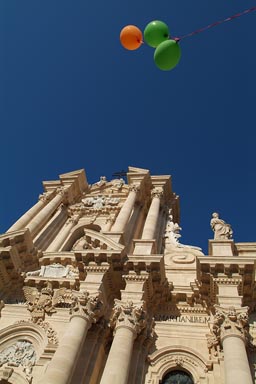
154, 314, 211, 324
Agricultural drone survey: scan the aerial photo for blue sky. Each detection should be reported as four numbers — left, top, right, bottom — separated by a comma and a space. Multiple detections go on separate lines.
1, 1, 255, 253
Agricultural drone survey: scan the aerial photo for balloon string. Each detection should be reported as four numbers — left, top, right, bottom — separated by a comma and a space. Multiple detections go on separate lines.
173, 6, 256, 42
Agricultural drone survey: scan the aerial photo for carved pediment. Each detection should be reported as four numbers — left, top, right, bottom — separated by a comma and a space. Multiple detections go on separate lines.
71, 229, 124, 252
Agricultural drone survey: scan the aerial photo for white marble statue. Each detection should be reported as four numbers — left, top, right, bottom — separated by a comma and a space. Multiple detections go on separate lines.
210, 212, 233, 240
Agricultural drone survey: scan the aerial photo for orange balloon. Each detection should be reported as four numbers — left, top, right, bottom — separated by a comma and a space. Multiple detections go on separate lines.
120, 25, 143, 50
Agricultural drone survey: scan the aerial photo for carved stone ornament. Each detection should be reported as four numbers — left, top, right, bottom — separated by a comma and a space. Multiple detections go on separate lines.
207, 306, 250, 357
164, 210, 202, 253
82, 195, 120, 211
151, 187, 163, 199
26, 264, 79, 279
129, 184, 140, 193
69, 291, 103, 324
23, 282, 69, 323
164, 211, 182, 246
210, 212, 233, 240
0, 340, 36, 382
110, 300, 146, 335
112, 178, 125, 190
16, 319, 58, 346
38, 191, 52, 203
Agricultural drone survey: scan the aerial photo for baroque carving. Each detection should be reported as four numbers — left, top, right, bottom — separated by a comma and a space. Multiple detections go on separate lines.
129, 184, 140, 193
210, 212, 233, 240
82, 195, 120, 210
26, 264, 79, 279
69, 291, 103, 323
0, 340, 36, 383
110, 300, 146, 335
110, 178, 125, 191
164, 211, 182, 246
151, 187, 163, 199
72, 233, 102, 251
164, 210, 202, 257
23, 282, 68, 322
16, 319, 58, 346
95, 176, 107, 187
38, 191, 52, 203
207, 306, 250, 358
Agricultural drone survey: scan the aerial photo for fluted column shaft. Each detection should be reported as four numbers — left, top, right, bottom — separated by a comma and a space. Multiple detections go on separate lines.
111, 186, 138, 232
141, 191, 162, 240
27, 192, 64, 237
46, 215, 79, 252
100, 326, 135, 384
223, 334, 252, 384
7, 196, 50, 232
39, 315, 91, 384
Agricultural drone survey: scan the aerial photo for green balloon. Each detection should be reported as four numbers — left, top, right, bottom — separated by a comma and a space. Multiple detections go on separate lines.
154, 40, 181, 71
144, 20, 169, 48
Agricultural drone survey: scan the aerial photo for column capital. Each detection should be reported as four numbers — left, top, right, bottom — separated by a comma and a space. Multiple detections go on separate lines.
38, 191, 54, 203
213, 306, 249, 343
69, 291, 104, 324
129, 184, 140, 193
110, 300, 146, 335
151, 187, 164, 199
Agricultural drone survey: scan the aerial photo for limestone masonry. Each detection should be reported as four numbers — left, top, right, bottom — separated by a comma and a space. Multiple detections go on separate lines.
0, 166, 255, 384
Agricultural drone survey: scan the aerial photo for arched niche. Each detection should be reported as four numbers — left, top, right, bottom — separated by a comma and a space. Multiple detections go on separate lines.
60, 224, 101, 251
0, 322, 49, 384
146, 345, 212, 384
0, 322, 48, 359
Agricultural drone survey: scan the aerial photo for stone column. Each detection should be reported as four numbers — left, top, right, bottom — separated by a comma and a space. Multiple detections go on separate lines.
111, 185, 139, 232
46, 214, 80, 252
141, 188, 163, 240
26, 190, 65, 237
213, 306, 253, 384
7, 192, 53, 232
38, 293, 103, 384
100, 300, 146, 384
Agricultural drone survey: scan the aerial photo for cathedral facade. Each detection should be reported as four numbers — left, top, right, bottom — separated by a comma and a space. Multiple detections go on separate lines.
0, 166, 255, 384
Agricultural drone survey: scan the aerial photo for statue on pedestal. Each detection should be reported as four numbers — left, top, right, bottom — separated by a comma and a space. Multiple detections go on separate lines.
210, 212, 233, 240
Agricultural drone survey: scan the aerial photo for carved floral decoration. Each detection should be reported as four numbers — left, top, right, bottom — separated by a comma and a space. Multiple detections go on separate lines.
110, 300, 146, 335
69, 291, 103, 324
207, 306, 251, 358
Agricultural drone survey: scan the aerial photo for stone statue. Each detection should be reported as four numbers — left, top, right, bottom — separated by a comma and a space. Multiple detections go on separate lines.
210, 212, 233, 240
164, 213, 182, 246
